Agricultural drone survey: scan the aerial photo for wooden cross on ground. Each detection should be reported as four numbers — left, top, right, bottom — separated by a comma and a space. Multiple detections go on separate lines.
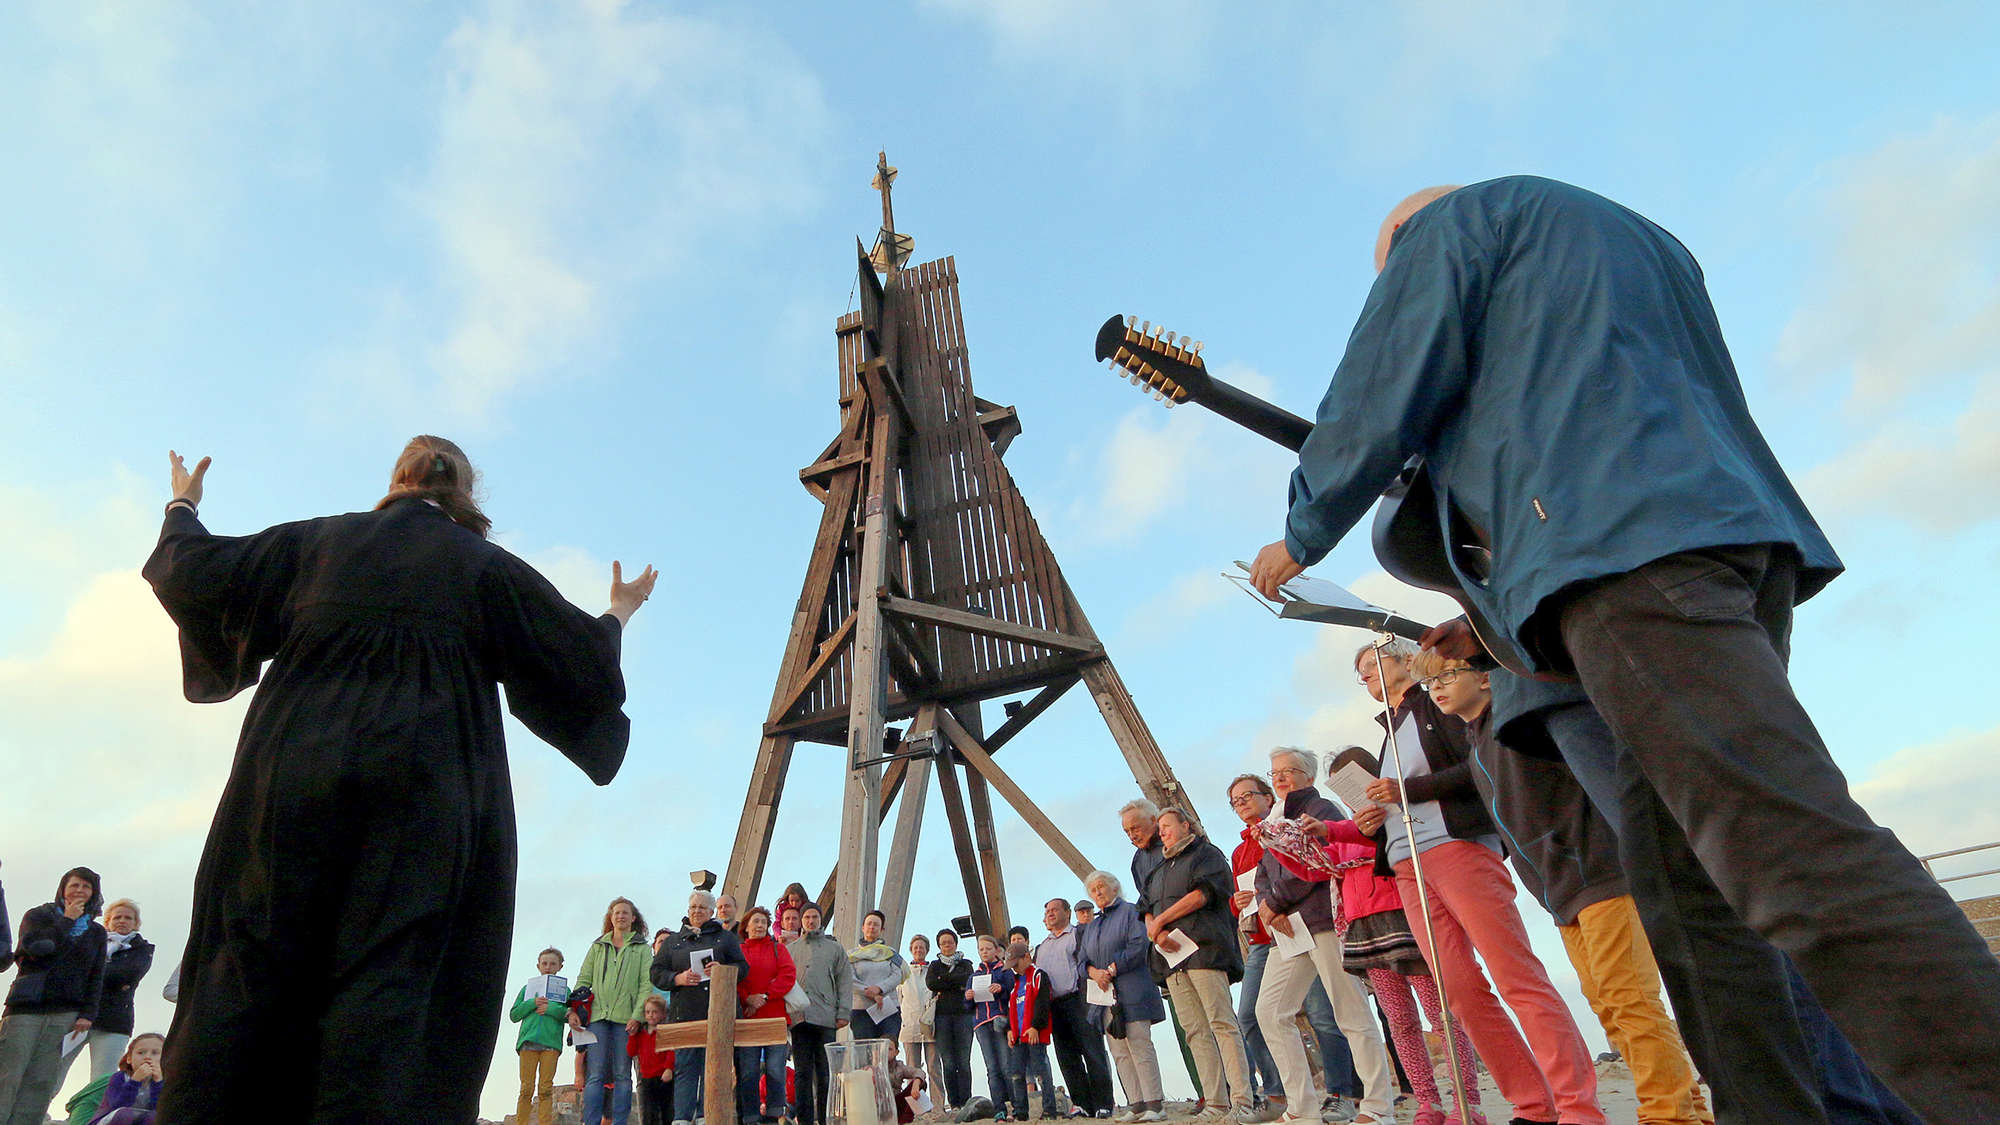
653, 964, 789, 1125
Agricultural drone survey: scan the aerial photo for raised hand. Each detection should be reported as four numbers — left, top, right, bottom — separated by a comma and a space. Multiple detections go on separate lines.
169, 450, 212, 507
607, 560, 660, 625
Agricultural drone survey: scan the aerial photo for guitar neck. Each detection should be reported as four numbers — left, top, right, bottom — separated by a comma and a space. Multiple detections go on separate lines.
1198, 379, 1312, 452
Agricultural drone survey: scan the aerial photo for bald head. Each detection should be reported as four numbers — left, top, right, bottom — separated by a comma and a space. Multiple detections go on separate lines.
1373, 185, 1462, 272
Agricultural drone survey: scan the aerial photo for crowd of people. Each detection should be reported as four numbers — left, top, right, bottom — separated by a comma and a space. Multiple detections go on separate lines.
0, 864, 169, 1125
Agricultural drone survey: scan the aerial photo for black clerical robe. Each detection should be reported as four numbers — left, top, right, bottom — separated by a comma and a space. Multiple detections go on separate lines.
143, 497, 630, 1123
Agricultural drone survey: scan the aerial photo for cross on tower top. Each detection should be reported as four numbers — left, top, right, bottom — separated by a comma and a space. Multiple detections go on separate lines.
868, 150, 914, 275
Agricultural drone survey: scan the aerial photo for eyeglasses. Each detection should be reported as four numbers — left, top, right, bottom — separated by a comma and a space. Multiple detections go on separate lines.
1227, 791, 1268, 808
1270, 766, 1311, 780
1419, 668, 1472, 691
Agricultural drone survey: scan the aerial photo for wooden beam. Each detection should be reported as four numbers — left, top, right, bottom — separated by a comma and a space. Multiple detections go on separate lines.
655, 1017, 788, 1051
815, 752, 914, 916
881, 594, 1104, 657
800, 448, 866, 485
1078, 658, 1202, 833
932, 751, 990, 935
704, 963, 741, 1125
877, 703, 937, 944
984, 675, 1080, 755
884, 610, 943, 685
966, 761, 1011, 938
834, 395, 900, 946
935, 707, 1095, 880
768, 614, 858, 724
722, 735, 795, 908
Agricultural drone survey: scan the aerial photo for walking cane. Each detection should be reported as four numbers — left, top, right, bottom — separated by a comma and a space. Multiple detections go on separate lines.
1367, 633, 1475, 1123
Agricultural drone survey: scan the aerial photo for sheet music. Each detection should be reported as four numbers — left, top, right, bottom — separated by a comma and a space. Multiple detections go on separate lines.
1271, 914, 1314, 960
1085, 978, 1115, 1006
1325, 760, 1378, 816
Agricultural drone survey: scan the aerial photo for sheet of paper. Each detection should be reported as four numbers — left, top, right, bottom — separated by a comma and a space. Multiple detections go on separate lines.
60, 1029, 88, 1058
1157, 928, 1199, 969
1235, 869, 1258, 918
1085, 978, 1115, 1006
570, 1024, 598, 1046
1326, 760, 1378, 816
970, 973, 994, 998
866, 996, 893, 1022
1272, 913, 1314, 960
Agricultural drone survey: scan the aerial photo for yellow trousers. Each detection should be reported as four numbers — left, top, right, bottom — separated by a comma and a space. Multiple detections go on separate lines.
1559, 895, 1713, 1125
518, 1047, 560, 1125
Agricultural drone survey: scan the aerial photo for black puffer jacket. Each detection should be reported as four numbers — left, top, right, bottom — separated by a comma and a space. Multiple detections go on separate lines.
96, 934, 157, 1035
1142, 831, 1243, 984
5, 904, 108, 1020
652, 919, 747, 1023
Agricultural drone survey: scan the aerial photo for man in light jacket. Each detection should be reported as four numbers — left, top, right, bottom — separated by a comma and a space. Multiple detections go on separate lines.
789, 904, 848, 1125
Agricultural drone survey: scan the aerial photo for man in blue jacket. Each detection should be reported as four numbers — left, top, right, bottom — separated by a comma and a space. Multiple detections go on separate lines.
1248, 176, 2000, 1122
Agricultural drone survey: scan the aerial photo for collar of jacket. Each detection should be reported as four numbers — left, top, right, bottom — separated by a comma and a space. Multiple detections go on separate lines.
1281, 786, 1324, 818
1162, 828, 1206, 859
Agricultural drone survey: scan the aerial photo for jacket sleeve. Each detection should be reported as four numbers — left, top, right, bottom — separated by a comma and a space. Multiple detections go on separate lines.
1253, 853, 1305, 915
770, 945, 798, 997
1109, 914, 1149, 976
1033, 970, 1053, 1028
1195, 843, 1234, 909
19, 906, 62, 964
651, 945, 681, 992
1327, 818, 1378, 851
77, 930, 108, 1023
576, 943, 601, 991
1284, 195, 1496, 565
509, 986, 535, 1024
103, 941, 154, 993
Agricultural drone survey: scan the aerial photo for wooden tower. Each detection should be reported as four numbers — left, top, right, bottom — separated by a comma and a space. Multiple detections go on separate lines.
724, 155, 1192, 946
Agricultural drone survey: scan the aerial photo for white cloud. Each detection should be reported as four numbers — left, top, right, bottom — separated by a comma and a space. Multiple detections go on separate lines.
924, 0, 1219, 117
1786, 114, 2000, 532
1850, 722, 2000, 864
1067, 361, 1292, 543
397, 0, 833, 418
1297, 0, 1580, 163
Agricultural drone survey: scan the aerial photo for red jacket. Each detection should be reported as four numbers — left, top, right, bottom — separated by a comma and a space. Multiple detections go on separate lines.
738, 935, 798, 1020
1232, 826, 1274, 946
628, 1027, 675, 1079
1325, 819, 1404, 921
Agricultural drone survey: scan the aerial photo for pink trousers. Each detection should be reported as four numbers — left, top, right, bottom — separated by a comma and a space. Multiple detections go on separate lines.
1394, 841, 1604, 1125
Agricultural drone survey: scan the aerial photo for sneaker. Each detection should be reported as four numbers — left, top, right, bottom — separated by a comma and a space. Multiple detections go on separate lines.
1318, 1100, 1356, 1124
1238, 1105, 1283, 1124
1095, 1112, 1113, 1120
1136, 1112, 1165, 1123
1113, 1110, 1138, 1123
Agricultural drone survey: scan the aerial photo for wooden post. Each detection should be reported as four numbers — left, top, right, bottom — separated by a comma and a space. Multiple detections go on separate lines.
705, 963, 740, 1125
935, 707, 1094, 880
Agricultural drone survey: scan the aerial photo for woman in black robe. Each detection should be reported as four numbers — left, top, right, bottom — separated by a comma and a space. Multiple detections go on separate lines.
142, 437, 658, 1124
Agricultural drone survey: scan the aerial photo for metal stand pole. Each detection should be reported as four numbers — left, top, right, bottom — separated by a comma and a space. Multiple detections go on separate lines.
1370, 633, 1474, 1122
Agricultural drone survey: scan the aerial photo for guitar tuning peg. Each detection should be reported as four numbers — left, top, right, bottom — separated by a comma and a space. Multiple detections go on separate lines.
1125, 315, 1136, 328
1128, 374, 1143, 386
1139, 320, 1151, 336
1193, 341, 1204, 355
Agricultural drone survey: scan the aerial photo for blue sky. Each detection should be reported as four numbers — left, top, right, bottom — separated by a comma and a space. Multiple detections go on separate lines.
3, 1, 1997, 1117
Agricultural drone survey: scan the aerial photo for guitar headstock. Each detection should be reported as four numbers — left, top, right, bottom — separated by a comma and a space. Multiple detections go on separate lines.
1093, 315, 1211, 408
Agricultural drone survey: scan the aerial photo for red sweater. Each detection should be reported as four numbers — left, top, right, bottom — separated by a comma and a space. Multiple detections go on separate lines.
738, 935, 798, 1020
1324, 819, 1404, 920
1233, 825, 1274, 946
628, 1028, 675, 1079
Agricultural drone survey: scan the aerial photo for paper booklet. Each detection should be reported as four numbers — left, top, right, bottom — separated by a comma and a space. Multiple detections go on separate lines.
1325, 761, 1378, 816
1235, 868, 1258, 918
1225, 563, 1431, 639
689, 948, 715, 980
970, 973, 995, 998
528, 973, 570, 1004
570, 1024, 599, 1046
1156, 929, 1199, 969
1085, 978, 1115, 1006
1271, 913, 1314, 960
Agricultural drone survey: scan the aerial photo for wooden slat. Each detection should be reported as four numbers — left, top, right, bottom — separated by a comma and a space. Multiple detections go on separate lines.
705, 963, 741, 1124
771, 613, 858, 723
882, 595, 1101, 657
985, 675, 1080, 755
932, 749, 990, 935
655, 1016, 789, 1051
936, 707, 1095, 880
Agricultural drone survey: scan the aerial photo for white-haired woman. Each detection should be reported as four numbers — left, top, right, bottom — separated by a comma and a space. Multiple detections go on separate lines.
1076, 871, 1164, 1122
1254, 747, 1396, 1125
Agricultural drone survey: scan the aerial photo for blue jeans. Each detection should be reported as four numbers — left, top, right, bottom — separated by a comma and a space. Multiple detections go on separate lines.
583, 1019, 633, 1125
850, 1008, 902, 1043
1238, 942, 1359, 1101
1009, 1037, 1054, 1117
675, 1045, 707, 1121
737, 1042, 790, 1121
934, 1011, 975, 1107
974, 1019, 1015, 1110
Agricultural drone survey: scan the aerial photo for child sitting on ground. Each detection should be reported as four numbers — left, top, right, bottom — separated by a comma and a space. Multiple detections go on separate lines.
89, 1033, 166, 1124
887, 1037, 929, 1125
510, 946, 571, 1125
1002, 940, 1056, 1121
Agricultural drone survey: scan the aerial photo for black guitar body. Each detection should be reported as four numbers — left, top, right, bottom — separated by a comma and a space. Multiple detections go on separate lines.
1370, 461, 1539, 675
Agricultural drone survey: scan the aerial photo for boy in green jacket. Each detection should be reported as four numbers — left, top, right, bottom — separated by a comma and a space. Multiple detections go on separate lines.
510, 947, 571, 1125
